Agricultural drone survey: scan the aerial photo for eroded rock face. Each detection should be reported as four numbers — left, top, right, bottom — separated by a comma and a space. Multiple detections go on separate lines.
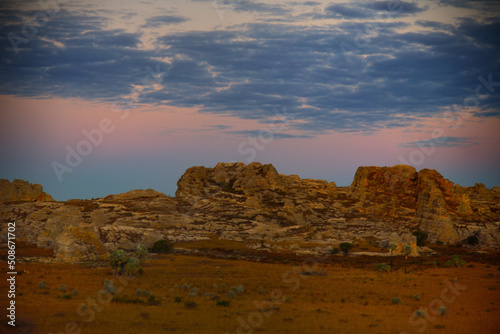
0, 179, 55, 202
1, 163, 499, 262
54, 223, 108, 262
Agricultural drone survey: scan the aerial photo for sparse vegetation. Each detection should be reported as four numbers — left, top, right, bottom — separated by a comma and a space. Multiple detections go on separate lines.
135, 288, 151, 297
38, 281, 47, 289
150, 239, 174, 254
329, 248, 339, 255
103, 279, 118, 294
411, 294, 421, 301
445, 255, 466, 268
438, 306, 447, 316
174, 296, 182, 303
184, 300, 198, 309
414, 310, 426, 317
391, 297, 401, 304
376, 263, 391, 272
216, 300, 230, 307
59, 284, 67, 292
339, 242, 353, 256
134, 244, 148, 260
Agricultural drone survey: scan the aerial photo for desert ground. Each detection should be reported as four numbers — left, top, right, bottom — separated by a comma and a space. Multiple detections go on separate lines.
1, 240, 499, 334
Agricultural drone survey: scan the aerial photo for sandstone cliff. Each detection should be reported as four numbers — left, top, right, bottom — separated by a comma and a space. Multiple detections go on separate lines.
1, 163, 498, 262
0, 179, 55, 202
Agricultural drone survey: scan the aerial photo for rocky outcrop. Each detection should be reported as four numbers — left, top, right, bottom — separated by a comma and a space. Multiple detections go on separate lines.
1, 163, 499, 262
0, 179, 54, 202
54, 223, 107, 262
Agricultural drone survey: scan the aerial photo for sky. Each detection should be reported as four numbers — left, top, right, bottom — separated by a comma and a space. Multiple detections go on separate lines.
0, 0, 499, 201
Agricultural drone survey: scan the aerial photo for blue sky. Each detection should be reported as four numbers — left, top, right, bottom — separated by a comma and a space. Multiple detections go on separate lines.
0, 0, 499, 200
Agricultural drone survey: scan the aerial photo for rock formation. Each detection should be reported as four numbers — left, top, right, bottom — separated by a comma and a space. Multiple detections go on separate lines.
0, 163, 498, 262
0, 179, 54, 202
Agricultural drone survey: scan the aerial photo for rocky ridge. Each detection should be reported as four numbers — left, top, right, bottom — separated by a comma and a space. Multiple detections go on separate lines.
0, 163, 498, 262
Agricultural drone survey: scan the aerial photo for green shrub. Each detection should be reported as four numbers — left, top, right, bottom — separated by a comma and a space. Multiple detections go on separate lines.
257, 286, 264, 294
411, 294, 421, 301
103, 279, 118, 294
59, 284, 67, 293
124, 257, 141, 276
466, 235, 479, 246
174, 296, 182, 303
184, 300, 198, 309
61, 293, 72, 300
182, 283, 191, 291
135, 289, 151, 297
226, 290, 236, 299
339, 242, 353, 255
72, 289, 79, 296
445, 255, 466, 268
150, 239, 174, 254
412, 231, 428, 246
329, 248, 339, 255
135, 244, 148, 260
38, 281, 47, 289
231, 285, 244, 295
109, 250, 129, 275
188, 287, 199, 297
414, 310, 426, 317
437, 306, 447, 316
147, 295, 161, 306
391, 297, 401, 304
376, 263, 391, 272
216, 300, 230, 307
211, 283, 218, 290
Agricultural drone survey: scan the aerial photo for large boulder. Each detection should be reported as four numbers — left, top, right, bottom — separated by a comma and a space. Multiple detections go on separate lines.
54, 223, 107, 262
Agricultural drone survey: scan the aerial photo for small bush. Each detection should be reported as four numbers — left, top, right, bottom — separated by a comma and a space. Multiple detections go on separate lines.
103, 279, 118, 294
257, 286, 264, 294
59, 284, 67, 293
329, 248, 339, 255
414, 310, 426, 317
150, 239, 174, 254
231, 285, 244, 295
38, 281, 47, 289
61, 293, 72, 300
376, 263, 391, 272
412, 231, 428, 246
182, 283, 192, 291
147, 295, 161, 306
226, 290, 236, 299
445, 255, 466, 268
411, 294, 421, 301
72, 289, 79, 296
339, 242, 353, 255
216, 300, 230, 307
109, 250, 129, 275
135, 289, 151, 297
174, 296, 182, 303
184, 300, 198, 309
466, 235, 479, 246
135, 244, 148, 260
211, 283, 218, 290
124, 257, 141, 276
391, 297, 402, 304
437, 306, 447, 316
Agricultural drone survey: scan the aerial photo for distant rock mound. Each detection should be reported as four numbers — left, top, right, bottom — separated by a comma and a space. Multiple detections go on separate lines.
0, 179, 55, 202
